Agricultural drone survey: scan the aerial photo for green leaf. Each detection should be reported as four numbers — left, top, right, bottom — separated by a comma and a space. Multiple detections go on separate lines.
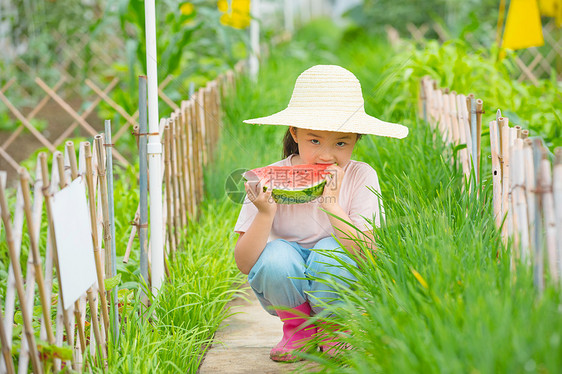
104, 273, 122, 291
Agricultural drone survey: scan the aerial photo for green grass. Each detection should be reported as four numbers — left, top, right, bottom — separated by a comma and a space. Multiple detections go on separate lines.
99, 198, 243, 373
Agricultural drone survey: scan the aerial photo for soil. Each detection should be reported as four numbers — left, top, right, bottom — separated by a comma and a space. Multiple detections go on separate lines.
0, 98, 104, 188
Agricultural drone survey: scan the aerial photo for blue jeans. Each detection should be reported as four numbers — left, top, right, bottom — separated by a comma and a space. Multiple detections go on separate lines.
248, 237, 357, 316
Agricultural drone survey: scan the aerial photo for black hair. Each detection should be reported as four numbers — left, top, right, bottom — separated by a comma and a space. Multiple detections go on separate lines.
282, 127, 364, 158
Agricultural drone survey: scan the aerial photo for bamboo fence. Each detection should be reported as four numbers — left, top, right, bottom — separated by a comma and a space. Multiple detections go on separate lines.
0, 58, 238, 371
0, 138, 113, 372
419, 77, 562, 293
419, 77, 484, 187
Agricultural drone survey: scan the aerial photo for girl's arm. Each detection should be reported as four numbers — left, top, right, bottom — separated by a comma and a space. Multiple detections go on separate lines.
234, 182, 277, 274
321, 165, 375, 256
322, 205, 375, 256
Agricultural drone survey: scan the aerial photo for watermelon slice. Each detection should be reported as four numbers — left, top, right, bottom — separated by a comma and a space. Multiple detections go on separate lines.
243, 164, 333, 204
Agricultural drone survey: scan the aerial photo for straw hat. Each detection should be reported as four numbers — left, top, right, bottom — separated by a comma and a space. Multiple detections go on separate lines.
243, 65, 408, 139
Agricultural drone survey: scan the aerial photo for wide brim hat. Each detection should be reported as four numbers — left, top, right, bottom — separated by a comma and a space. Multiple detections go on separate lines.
243, 65, 408, 139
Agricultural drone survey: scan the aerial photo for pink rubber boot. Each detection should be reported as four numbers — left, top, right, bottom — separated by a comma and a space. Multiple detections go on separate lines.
316, 323, 351, 356
270, 302, 317, 362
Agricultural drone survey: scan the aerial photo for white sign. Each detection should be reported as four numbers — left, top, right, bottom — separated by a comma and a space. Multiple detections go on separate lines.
51, 176, 96, 310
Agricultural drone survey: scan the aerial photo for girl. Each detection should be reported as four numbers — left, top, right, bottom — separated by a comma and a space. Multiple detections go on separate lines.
233, 65, 408, 362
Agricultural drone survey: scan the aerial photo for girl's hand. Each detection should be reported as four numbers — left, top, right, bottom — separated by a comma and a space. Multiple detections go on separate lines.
321, 164, 344, 212
245, 181, 277, 216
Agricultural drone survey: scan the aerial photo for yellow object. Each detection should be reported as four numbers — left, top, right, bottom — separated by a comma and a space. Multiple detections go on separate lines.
180, 2, 195, 16
539, 0, 557, 16
217, 0, 229, 12
502, 0, 544, 51
411, 268, 428, 289
218, 0, 251, 29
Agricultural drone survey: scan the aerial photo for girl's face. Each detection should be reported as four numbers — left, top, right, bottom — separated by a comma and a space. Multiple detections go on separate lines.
290, 127, 358, 167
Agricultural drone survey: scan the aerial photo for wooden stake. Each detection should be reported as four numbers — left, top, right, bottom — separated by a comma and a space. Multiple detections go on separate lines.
489, 120, 503, 229
0, 184, 41, 373
180, 101, 193, 219
84, 143, 111, 340
448, 92, 460, 146
476, 99, 483, 185
510, 140, 528, 264
523, 140, 537, 266
174, 111, 188, 230
456, 94, 470, 179
169, 117, 181, 250
19, 170, 55, 345
531, 139, 544, 293
86, 288, 106, 360
499, 117, 511, 242
163, 124, 176, 255
66, 141, 78, 180
94, 136, 112, 279
539, 157, 558, 282
0, 300, 15, 374
462, 95, 473, 181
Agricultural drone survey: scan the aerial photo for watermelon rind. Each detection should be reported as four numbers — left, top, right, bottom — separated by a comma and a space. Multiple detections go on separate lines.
270, 179, 327, 204
242, 168, 328, 205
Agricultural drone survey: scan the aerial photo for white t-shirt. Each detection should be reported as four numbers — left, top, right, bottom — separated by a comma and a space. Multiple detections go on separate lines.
233, 154, 384, 248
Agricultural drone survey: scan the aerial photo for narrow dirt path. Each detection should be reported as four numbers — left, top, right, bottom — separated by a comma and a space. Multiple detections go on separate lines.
199, 284, 317, 373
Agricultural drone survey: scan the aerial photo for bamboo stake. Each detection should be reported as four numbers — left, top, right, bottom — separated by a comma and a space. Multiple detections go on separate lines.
431, 81, 439, 128
0, 185, 42, 374
174, 111, 188, 230
86, 288, 106, 360
2, 175, 24, 360
539, 157, 558, 282
521, 129, 529, 139
191, 99, 203, 207
104, 121, 119, 344
163, 124, 176, 255
489, 120, 503, 230
180, 101, 193, 220
515, 125, 522, 139
169, 117, 181, 250
512, 141, 531, 264
554, 148, 562, 284
499, 117, 511, 242
531, 139, 544, 293
19, 170, 55, 345
468, 95, 477, 182
0, 299, 15, 374
55, 154, 88, 361
94, 136, 112, 279
461, 95, 473, 181
66, 142, 78, 180
196, 89, 208, 166
435, 89, 446, 142
184, 101, 194, 218
441, 88, 453, 144
509, 139, 523, 262
448, 92, 459, 146
476, 99, 483, 185
187, 100, 198, 216
84, 143, 110, 339
456, 94, 470, 179
523, 140, 537, 265
138, 76, 150, 291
